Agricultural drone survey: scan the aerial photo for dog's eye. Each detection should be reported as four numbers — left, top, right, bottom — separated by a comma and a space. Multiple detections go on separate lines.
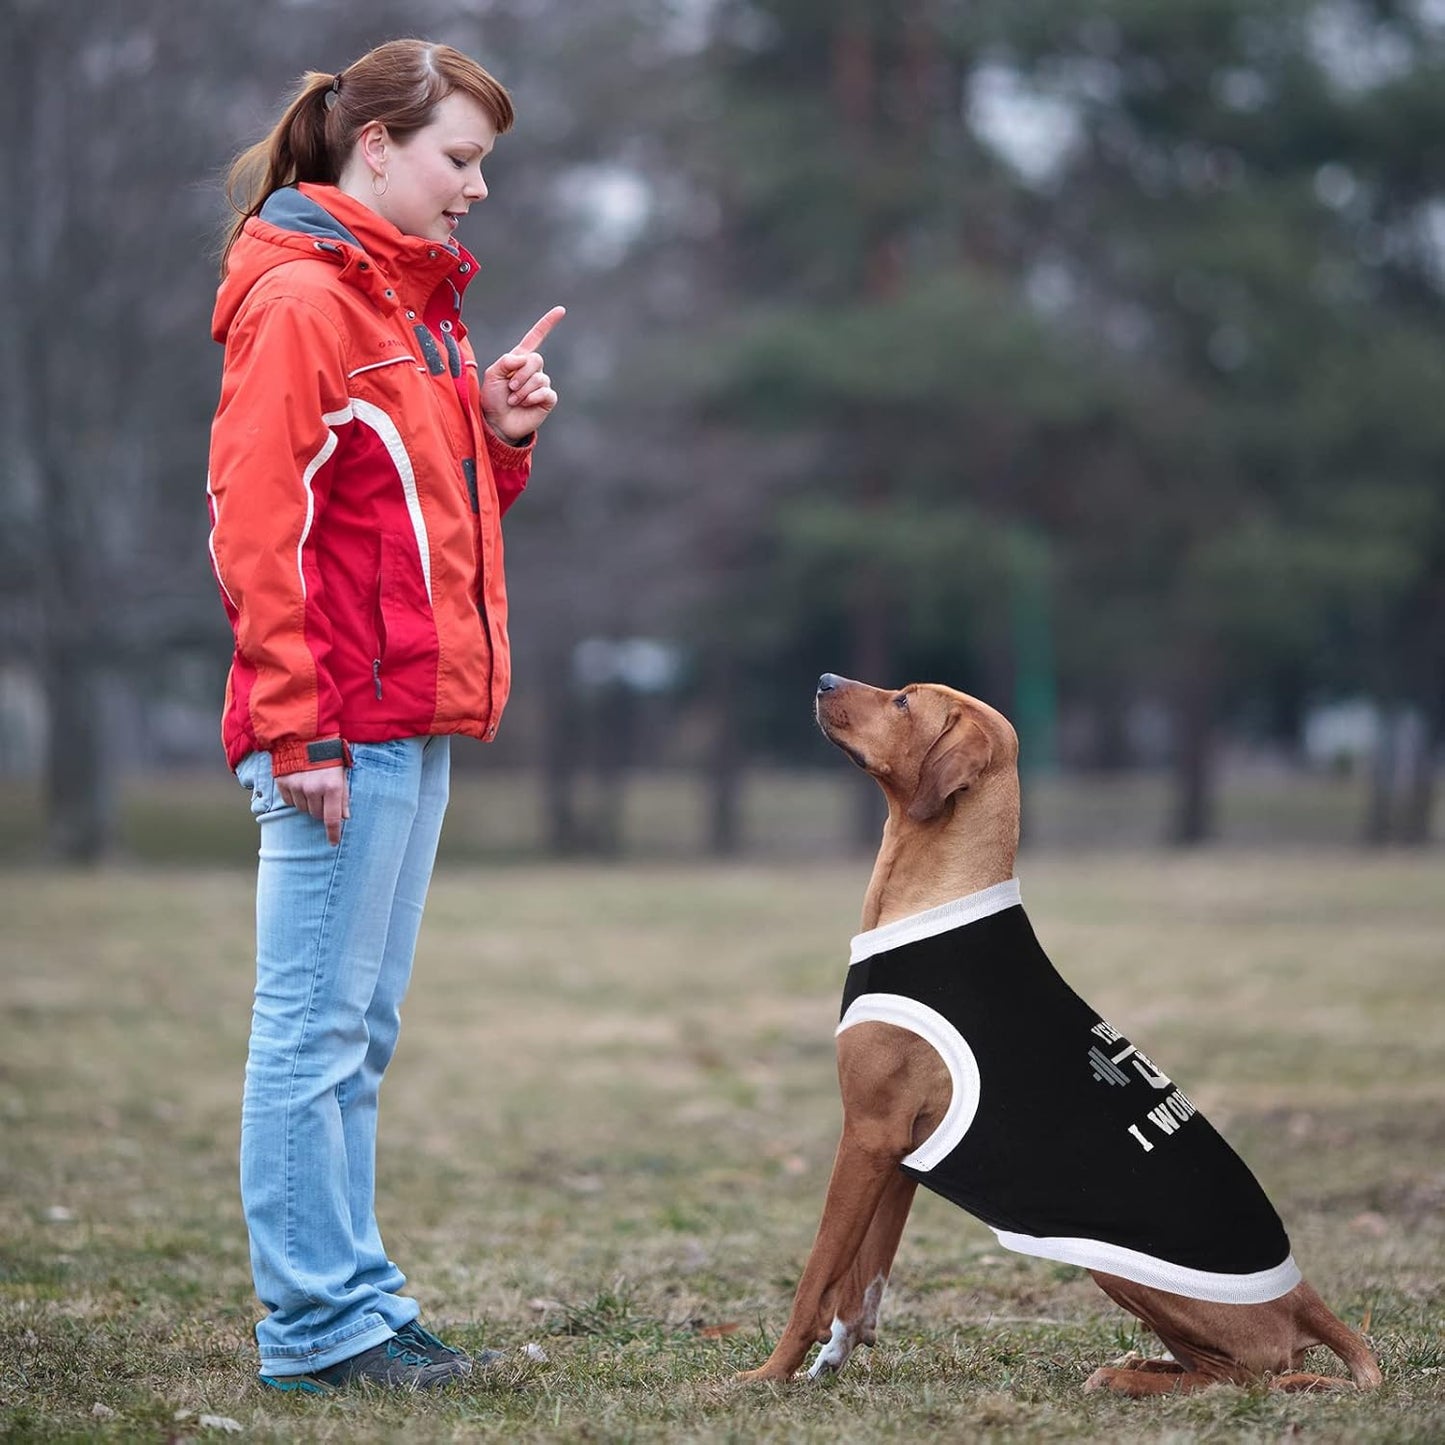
893, 693, 909, 710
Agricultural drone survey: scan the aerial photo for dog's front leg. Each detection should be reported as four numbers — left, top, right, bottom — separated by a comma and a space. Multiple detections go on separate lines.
808, 1169, 917, 1378
737, 1132, 903, 1383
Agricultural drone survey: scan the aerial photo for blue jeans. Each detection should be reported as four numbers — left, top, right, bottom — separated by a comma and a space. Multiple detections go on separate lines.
235, 736, 450, 1376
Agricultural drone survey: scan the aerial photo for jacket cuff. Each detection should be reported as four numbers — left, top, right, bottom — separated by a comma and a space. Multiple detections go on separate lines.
484, 426, 534, 470
269, 736, 353, 776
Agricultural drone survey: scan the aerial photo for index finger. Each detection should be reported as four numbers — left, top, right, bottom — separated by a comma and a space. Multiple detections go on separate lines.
323, 774, 347, 847
513, 305, 566, 353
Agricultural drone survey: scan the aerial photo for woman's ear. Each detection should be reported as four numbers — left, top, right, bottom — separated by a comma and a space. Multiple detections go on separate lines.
906, 716, 992, 822
357, 120, 389, 176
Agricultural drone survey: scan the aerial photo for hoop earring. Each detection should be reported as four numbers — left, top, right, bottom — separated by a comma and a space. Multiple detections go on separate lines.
371, 171, 389, 198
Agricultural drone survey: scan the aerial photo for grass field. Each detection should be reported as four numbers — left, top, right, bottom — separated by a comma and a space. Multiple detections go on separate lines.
1, 849, 1442, 1442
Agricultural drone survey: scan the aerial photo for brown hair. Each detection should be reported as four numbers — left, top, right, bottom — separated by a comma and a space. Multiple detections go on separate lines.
222, 39, 514, 267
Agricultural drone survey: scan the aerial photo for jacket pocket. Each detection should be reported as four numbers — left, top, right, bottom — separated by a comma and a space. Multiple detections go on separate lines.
372, 533, 426, 699
237, 750, 282, 818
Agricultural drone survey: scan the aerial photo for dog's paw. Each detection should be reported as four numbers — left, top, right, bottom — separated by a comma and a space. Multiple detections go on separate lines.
1104, 1351, 1149, 1370
807, 1348, 856, 1381
1267, 1372, 1355, 1393
734, 1366, 793, 1385
806, 1318, 861, 1378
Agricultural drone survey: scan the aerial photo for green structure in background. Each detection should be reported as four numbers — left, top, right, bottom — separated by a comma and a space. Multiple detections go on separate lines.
1008, 525, 1057, 777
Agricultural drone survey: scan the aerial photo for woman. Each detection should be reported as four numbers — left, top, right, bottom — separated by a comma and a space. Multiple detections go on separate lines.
208, 38, 562, 1392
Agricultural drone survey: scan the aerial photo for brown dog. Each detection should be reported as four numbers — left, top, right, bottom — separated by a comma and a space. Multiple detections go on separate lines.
738, 675, 1381, 1396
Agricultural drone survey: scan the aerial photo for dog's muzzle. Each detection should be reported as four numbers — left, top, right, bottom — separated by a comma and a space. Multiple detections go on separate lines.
815, 675, 869, 769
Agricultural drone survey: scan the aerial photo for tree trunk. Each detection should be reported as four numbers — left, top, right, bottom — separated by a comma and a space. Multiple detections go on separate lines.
705, 648, 743, 856
1362, 703, 1398, 847
1168, 657, 1217, 846
540, 650, 582, 856
1094, 692, 1132, 772
8, 2, 114, 862
1375, 706, 1437, 848
1397, 631, 1445, 846
591, 684, 630, 857
849, 534, 890, 852
833, 12, 892, 853
42, 646, 114, 863
1396, 722, 1436, 846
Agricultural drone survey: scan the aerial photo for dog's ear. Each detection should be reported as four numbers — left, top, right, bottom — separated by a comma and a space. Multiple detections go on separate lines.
907, 715, 992, 822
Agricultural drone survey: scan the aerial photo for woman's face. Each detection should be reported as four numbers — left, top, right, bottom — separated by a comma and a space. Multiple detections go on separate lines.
371, 92, 497, 244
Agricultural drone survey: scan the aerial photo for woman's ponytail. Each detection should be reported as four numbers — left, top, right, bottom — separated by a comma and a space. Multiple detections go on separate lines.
222, 72, 339, 268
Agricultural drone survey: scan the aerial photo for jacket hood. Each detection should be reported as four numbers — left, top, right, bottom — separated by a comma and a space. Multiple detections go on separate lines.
212, 183, 479, 342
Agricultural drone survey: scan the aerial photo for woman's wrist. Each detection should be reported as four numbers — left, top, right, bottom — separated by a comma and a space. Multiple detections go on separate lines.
485, 420, 535, 449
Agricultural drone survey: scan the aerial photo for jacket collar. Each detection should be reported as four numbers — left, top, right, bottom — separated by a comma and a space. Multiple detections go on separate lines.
258, 183, 480, 319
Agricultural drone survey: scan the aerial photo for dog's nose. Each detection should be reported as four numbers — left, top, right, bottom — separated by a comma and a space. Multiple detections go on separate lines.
817, 674, 840, 694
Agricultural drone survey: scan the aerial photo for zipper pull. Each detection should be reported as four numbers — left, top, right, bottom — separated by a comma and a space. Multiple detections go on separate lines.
373, 659, 383, 699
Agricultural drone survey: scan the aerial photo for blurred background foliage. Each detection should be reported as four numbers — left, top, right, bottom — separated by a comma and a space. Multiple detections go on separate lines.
2, 0, 1443, 859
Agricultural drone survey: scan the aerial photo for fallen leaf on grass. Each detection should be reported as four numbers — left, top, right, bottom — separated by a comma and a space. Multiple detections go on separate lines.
693, 1322, 741, 1338
91, 1403, 117, 1419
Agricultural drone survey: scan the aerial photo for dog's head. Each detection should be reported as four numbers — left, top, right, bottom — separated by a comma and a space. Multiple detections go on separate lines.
815, 674, 1018, 823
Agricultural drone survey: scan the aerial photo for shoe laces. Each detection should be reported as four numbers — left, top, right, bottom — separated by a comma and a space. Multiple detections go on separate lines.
382, 1338, 433, 1369
400, 1322, 456, 1355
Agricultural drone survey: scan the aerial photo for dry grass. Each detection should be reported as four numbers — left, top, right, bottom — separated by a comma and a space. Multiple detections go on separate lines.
1, 849, 1442, 1442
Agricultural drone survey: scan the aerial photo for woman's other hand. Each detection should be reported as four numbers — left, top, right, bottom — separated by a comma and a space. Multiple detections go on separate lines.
275, 767, 350, 846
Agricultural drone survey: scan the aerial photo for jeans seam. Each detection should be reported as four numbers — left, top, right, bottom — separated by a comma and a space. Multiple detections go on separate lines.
278, 804, 352, 1333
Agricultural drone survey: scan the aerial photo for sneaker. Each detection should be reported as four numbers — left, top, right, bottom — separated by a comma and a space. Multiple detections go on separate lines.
396, 1319, 506, 1371
259, 1335, 468, 1393
257, 1373, 330, 1395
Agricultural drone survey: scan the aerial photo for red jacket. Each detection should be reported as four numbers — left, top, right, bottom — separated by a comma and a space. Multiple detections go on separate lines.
208, 183, 532, 774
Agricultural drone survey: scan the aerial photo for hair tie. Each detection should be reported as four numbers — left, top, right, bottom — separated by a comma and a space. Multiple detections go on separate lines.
324, 72, 343, 111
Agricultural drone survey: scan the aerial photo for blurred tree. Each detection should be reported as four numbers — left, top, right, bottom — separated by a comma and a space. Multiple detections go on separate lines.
5, 0, 224, 857
0, 0, 704, 858
993, 0, 1445, 841
668, 0, 1114, 849
448, 0, 734, 853
4, 0, 1443, 860
669, 0, 1445, 845
0, 0, 421, 859
305, 0, 1445, 855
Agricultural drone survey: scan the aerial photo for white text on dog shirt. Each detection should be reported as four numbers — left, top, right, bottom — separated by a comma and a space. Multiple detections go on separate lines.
1089, 1020, 1198, 1152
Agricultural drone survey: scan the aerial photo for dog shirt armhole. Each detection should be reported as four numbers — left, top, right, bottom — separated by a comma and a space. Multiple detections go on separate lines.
837, 994, 982, 1171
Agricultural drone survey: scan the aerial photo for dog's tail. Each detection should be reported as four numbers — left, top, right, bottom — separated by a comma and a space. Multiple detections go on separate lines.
1297, 1283, 1383, 1388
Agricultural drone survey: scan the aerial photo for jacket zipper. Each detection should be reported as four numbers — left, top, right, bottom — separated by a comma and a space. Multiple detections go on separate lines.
373, 553, 386, 701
